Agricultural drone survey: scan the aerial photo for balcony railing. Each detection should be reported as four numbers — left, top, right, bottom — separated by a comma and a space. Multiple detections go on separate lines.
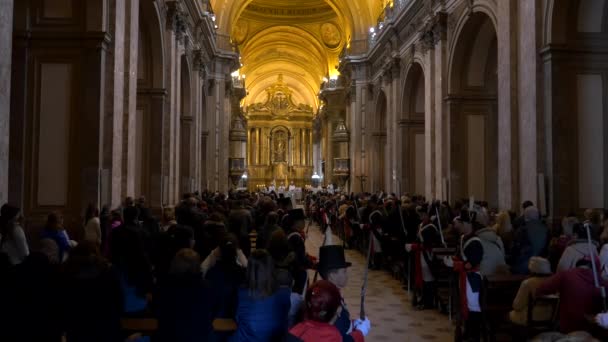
366, 0, 414, 51
216, 33, 237, 53
232, 76, 244, 88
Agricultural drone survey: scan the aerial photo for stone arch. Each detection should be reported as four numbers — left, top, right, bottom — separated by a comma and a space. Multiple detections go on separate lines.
399, 62, 425, 196
447, 11, 498, 206
543, 0, 608, 213
136, 0, 166, 206
138, 0, 165, 89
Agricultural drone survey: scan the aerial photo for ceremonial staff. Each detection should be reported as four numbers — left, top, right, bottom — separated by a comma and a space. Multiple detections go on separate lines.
585, 222, 607, 311
361, 229, 373, 319
397, 200, 407, 239
434, 203, 447, 247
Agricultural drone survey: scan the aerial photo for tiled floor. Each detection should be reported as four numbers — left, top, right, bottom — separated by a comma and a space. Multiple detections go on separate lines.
305, 224, 453, 342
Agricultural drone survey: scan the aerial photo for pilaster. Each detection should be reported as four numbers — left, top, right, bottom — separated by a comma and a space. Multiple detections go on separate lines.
496, 0, 519, 210
0, 0, 13, 204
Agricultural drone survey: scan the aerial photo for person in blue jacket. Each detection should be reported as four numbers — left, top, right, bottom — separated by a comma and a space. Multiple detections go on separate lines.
231, 249, 291, 342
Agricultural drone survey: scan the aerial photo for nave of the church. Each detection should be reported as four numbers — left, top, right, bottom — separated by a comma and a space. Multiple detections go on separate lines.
2, 0, 608, 341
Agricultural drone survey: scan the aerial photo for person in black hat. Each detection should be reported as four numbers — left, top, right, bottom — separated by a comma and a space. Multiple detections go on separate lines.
444, 225, 485, 342
318, 245, 370, 342
284, 208, 312, 294
405, 204, 442, 309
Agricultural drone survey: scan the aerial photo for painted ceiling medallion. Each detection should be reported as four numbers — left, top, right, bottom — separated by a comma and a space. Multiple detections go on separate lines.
320, 22, 341, 48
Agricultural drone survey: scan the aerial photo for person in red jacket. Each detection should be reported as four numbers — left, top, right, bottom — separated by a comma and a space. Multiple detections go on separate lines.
536, 256, 608, 333
288, 280, 347, 342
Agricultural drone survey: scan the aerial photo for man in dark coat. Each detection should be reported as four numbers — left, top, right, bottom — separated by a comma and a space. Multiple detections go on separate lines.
318, 245, 369, 342
283, 209, 311, 294
227, 200, 254, 256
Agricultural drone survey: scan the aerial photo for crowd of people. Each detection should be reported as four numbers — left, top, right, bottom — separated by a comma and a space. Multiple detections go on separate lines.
0, 191, 370, 342
308, 192, 608, 341
2, 187, 608, 341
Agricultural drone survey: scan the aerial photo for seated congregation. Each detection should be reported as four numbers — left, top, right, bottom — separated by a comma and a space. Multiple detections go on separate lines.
2, 188, 608, 341
311, 193, 608, 341
0, 193, 370, 342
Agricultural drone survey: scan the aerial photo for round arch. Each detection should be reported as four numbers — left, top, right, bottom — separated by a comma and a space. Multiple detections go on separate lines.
542, 0, 608, 213
400, 62, 425, 120
447, 11, 498, 206
399, 61, 426, 196
139, 0, 165, 89
135, 0, 167, 203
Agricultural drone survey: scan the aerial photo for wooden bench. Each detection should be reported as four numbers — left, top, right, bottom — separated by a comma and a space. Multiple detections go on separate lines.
213, 318, 238, 332
120, 317, 238, 335
121, 318, 158, 332
483, 274, 528, 341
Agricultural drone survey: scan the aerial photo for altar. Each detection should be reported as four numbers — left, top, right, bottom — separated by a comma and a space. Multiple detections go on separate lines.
245, 74, 314, 189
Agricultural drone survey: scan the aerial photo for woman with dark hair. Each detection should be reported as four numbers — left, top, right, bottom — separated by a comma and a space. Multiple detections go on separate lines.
61, 241, 123, 342
41, 211, 71, 262
156, 248, 213, 342
98, 206, 111, 253
204, 234, 247, 342
231, 249, 291, 342
109, 222, 153, 316
0, 204, 29, 264
83, 203, 101, 246
256, 211, 281, 250
288, 280, 344, 342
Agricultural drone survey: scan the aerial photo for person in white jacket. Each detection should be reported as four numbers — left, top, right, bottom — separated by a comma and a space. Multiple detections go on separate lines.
557, 223, 599, 272
0, 204, 29, 264
83, 203, 102, 246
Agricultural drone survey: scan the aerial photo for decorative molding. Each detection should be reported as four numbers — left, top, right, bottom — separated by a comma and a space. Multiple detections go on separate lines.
166, 1, 186, 42
432, 12, 448, 43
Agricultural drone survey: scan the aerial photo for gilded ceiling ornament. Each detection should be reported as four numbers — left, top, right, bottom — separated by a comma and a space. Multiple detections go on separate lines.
320, 22, 341, 48
246, 74, 314, 117
232, 19, 249, 45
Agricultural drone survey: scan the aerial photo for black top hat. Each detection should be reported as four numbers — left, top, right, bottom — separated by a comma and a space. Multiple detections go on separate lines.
287, 208, 305, 221
278, 197, 291, 207
318, 245, 351, 275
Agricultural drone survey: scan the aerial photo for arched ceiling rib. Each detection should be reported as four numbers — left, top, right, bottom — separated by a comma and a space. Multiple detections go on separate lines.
210, 0, 385, 111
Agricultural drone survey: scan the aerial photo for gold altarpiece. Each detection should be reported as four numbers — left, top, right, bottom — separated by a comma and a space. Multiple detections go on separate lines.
245, 75, 314, 189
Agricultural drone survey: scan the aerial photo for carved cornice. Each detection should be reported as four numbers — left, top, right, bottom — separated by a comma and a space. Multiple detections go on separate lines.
192, 49, 209, 79
166, 1, 186, 42
432, 12, 447, 43
418, 11, 447, 53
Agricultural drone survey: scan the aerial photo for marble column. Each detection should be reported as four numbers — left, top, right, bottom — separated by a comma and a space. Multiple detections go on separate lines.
122, 0, 140, 199
517, 0, 541, 210
0, 0, 13, 204
497, 0, 519, 210
423, 44, 436, 200
434, 29, 447, 200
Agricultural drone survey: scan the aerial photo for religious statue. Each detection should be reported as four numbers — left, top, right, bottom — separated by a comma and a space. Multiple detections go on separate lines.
273, 163, 288, 186
273, 131, 287, 162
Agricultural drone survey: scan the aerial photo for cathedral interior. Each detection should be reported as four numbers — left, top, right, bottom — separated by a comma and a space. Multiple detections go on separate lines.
2, 0, 608, 340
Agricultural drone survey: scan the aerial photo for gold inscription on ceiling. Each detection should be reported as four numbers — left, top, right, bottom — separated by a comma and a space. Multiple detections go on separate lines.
245, 4, 333, 16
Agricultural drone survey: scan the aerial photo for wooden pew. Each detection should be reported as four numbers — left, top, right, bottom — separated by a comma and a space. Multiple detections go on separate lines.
121, 318, 158, 333
483, 274, 528, 340
120, 317, 238, 337
213, 318, 238, 332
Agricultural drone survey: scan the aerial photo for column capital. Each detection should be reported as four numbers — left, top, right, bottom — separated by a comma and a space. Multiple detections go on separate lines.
166, 1, 186, 41
431, 12, 448, 44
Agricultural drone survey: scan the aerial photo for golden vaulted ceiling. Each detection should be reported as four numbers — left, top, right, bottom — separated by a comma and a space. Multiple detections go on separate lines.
211, 0, 387, 111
